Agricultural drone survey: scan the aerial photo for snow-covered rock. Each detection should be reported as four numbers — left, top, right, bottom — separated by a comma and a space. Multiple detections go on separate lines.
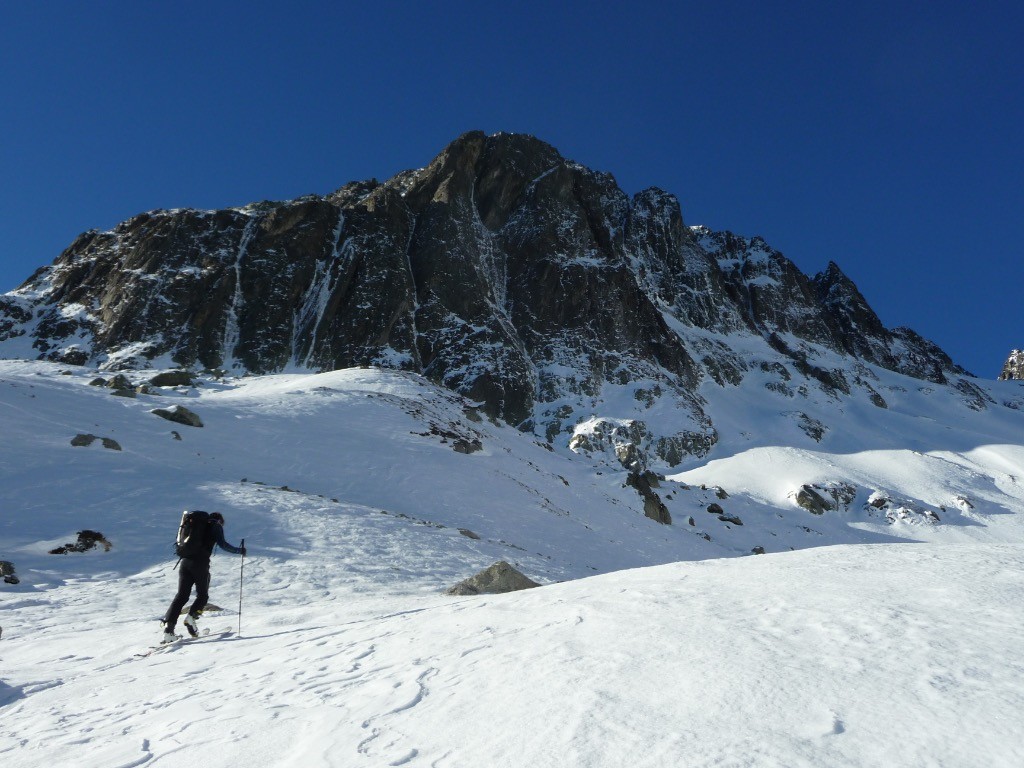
999, 348, 1024, 380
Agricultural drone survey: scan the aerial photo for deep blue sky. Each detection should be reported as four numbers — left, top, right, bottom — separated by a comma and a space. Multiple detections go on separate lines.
2, 2, 1021, 377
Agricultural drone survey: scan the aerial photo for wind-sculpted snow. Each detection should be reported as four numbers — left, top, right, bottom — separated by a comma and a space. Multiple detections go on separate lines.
2, 513, 1022, 766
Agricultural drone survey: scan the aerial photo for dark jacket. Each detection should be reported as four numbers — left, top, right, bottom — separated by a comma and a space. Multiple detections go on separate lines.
190, 521, 244, 564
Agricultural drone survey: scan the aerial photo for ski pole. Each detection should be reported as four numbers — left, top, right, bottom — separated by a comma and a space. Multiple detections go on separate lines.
238, 538, 245, 636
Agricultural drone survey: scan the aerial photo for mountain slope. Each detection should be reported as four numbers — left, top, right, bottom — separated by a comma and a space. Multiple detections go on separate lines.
2, 359, 1022, 589
2, 509, 1022, 767
2, 359, 1023, 766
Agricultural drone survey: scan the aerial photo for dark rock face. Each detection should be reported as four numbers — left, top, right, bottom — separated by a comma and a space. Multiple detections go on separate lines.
999, 350, 1024, 381
0, 131, 969, 464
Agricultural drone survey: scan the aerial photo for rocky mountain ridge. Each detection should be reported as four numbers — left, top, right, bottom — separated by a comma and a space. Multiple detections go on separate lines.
0, 131, 977, 469
999, 349, 1024, 380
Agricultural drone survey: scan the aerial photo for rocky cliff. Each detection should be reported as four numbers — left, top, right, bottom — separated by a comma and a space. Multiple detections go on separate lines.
0, 131, 970, 467
999, 350, 1024, 381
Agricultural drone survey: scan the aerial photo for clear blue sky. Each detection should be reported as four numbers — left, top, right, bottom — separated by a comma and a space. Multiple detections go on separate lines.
2, 1, 1021, 377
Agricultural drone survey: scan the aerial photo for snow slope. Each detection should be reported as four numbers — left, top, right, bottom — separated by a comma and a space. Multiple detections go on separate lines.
3, 544, 1022, 768
2, 361, 1023, 767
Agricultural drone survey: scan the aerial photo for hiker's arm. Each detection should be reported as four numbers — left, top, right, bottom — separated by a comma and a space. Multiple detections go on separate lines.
214, 525, 245, 555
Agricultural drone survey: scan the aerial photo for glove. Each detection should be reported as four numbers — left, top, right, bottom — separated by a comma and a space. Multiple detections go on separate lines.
240, 546, 247, 557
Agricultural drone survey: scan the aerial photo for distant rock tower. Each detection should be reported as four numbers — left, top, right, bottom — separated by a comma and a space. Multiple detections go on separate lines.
998, 350, 1024, 380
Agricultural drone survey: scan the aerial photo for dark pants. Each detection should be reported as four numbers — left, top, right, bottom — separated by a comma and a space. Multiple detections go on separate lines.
163, 558, 211, 631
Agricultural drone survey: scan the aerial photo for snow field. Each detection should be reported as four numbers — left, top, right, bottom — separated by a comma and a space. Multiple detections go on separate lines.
2, 360, 1024, 766
2, 545, 1022, 767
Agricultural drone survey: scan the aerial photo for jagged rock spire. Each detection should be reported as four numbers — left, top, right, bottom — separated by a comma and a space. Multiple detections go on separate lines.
999, 350, 1024, 380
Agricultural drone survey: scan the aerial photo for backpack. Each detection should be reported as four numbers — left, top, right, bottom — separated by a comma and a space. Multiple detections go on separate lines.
175, 510, 213, 559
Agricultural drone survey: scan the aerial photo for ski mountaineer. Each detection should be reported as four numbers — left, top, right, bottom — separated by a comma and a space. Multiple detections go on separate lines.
162, 512, 245, 643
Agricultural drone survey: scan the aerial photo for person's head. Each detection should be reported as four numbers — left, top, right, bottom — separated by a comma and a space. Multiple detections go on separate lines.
210, 512, 225, 525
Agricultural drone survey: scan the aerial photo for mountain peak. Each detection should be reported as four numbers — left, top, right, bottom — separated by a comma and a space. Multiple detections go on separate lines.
0, 132, 972, 468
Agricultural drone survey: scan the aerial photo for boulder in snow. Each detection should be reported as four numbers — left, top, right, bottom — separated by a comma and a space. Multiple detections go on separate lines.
149, 370, 196, 388
794, 485, 834, 515
452, 437, 483, 454
70, 434, 122, 450
49, 530, 112, 555
446, 561, 541, 596
0, 560, 18, 584
151, 405, 203, 428
105, 374, 132, 390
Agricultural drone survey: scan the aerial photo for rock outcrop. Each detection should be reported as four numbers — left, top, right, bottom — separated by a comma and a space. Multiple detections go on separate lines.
999, 350, 1024, 381
70, 434, 122, 450
794, 486, 833, 516
0, 560, 18, 584
150, 405, 203, 428
149, 370, 196, 388
48, 530, 112, 554
626, 470, 672, 524
446, 561, 541, 595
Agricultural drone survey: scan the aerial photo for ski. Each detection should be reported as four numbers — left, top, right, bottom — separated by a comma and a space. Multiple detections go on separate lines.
134, 627, 233, 658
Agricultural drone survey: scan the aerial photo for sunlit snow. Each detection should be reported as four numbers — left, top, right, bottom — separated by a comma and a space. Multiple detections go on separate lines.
1, 360, 1023, 767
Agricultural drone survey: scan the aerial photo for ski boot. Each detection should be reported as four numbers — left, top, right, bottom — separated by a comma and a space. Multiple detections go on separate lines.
183, 613, 200, 638
161, 623, 181, 644
160, 619, 182, 644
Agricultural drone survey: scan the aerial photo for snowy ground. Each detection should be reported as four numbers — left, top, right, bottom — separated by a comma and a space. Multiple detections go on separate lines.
2, 543, 1022, 768
2, 361, 1023, 767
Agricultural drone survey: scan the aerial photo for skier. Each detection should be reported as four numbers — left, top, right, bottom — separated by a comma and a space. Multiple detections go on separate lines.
162, 511, 245, 643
